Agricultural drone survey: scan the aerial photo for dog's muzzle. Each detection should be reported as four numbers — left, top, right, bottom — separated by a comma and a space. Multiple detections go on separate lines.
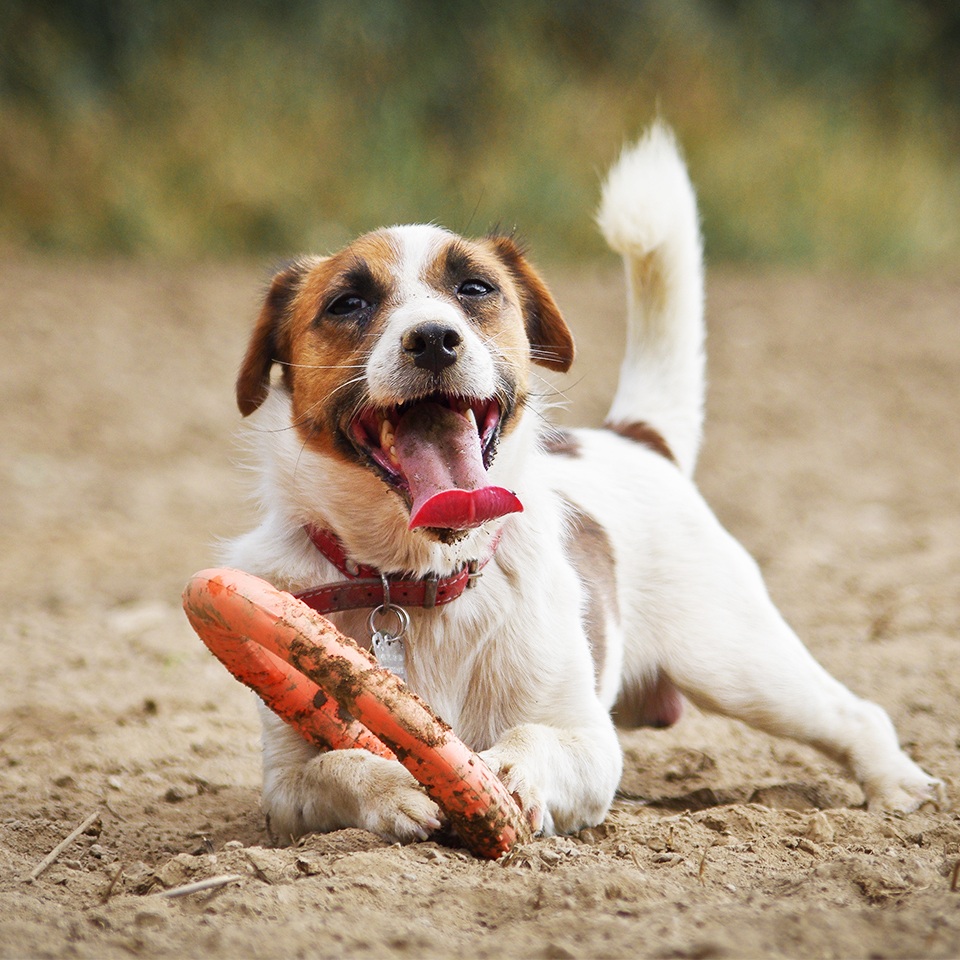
349, 394, 522, 530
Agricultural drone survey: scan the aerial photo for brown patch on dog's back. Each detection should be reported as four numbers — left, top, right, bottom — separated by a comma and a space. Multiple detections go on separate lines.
605, 420, 676, 464
561, 499, 617, 691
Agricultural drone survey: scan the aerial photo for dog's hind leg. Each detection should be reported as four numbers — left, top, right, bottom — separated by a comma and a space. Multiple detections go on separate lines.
597, 122, 705, 478
650, 505, 944, 814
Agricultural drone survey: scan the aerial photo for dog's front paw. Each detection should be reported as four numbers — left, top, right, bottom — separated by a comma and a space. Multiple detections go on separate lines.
264, 749, 442, 844
864, 757, 946, 814
345, 763, 443, 843
480, 746, 553, 836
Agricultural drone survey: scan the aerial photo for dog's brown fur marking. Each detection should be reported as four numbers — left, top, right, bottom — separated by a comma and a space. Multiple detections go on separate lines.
561, 500, 617, 692
236, 261, 307, 415
605, 420, 676, 464
423, 237, 518, 334
435, 237, 489, 288
485, 235, 574, 373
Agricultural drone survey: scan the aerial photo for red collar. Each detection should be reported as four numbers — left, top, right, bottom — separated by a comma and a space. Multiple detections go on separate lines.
293, 524, 498, 615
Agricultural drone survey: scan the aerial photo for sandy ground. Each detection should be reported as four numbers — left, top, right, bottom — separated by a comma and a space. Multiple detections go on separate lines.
1, 256, 959, 959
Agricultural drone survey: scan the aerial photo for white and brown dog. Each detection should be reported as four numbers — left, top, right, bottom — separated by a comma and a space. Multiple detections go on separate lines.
223, 123, 941, 843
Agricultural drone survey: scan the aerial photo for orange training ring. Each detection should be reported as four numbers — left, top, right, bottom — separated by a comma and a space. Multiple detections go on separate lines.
182, 567, 530, 859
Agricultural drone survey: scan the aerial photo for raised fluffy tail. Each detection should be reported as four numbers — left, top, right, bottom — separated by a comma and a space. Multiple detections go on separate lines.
596, 122, 705, 477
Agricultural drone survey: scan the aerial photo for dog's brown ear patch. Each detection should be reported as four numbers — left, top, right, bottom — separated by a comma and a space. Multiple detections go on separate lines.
488, 236, 575, 373
236, 262, 306, 416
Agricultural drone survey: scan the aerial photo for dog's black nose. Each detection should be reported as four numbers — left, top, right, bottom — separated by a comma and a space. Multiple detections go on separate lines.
402, 322, 462, 374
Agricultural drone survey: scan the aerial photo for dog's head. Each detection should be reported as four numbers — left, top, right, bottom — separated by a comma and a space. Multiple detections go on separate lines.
237, 225, 573, 543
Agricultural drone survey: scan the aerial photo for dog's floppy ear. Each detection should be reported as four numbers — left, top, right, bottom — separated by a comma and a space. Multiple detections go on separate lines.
489, 235, 575, 372
236, 262, 306, 416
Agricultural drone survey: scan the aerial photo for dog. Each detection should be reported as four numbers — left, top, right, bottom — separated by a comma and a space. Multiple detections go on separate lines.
222, 123, 942, 843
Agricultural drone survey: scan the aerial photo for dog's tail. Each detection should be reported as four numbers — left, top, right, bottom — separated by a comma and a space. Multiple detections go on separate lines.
596, 122, 705, 477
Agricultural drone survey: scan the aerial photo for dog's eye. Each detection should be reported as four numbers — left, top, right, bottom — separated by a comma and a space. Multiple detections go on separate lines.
457, 279, 495, 298
327, 294, 371, 317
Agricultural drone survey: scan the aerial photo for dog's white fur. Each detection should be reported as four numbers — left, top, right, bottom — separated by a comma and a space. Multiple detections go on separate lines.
223, 123, 941, 843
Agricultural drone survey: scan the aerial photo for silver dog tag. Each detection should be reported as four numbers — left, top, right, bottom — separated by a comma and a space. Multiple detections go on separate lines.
368, 576, 410, 683
371, 630, 407, 683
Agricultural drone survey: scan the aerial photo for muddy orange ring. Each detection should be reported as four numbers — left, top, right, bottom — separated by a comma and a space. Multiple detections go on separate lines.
182, 567, 530, 859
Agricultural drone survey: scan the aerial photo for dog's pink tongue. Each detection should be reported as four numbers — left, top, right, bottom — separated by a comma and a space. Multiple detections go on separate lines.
393, 402, 522, 530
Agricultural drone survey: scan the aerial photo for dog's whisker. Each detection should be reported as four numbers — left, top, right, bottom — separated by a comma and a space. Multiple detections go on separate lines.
251, 379, 369, 439
288, 421, 320, 486
327, 375, 367, 397
527, 348, 566, 363
275, 361, 368, 370
528, 371, 580, 408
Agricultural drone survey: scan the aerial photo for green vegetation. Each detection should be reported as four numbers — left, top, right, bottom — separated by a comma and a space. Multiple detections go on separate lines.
2, 0, 959, 265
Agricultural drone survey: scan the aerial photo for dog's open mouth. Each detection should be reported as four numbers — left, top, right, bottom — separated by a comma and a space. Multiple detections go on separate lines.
349, 394, 523, 530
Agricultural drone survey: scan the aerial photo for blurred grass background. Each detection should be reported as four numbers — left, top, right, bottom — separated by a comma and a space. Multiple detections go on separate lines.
1, 0, 959, 266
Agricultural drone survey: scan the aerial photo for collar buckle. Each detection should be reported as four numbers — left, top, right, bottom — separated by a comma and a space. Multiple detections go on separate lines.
422, 573, 440, 608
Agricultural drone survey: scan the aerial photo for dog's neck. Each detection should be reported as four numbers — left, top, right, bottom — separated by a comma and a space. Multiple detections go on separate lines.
294, 524, 502, 615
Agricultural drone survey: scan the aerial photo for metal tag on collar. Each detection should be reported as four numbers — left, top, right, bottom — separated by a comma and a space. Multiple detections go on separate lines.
368, 574, 409, 682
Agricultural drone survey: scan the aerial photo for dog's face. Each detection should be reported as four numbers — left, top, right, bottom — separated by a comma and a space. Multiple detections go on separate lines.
237, 225, 574, 538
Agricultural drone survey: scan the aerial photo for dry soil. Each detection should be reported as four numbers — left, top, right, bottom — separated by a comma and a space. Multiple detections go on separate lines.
1, 257, 958, 959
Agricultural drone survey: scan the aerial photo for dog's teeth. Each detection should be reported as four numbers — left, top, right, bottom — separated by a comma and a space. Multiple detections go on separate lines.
380, 419, 396, 451
388, 445, 399, 465
463, 407, 477, 429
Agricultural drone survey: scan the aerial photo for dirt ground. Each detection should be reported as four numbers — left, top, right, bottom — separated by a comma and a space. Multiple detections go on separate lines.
1, 255, 959, 959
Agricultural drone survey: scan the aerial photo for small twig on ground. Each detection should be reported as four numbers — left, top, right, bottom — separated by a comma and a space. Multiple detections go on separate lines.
100, 863, 125, 904
155, 874, 244, 899
101, 797, 128, 822
950, 859, 959, 893
21, 810, 101, 882
698, 839, 720, 886
243, 851, 272, 884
